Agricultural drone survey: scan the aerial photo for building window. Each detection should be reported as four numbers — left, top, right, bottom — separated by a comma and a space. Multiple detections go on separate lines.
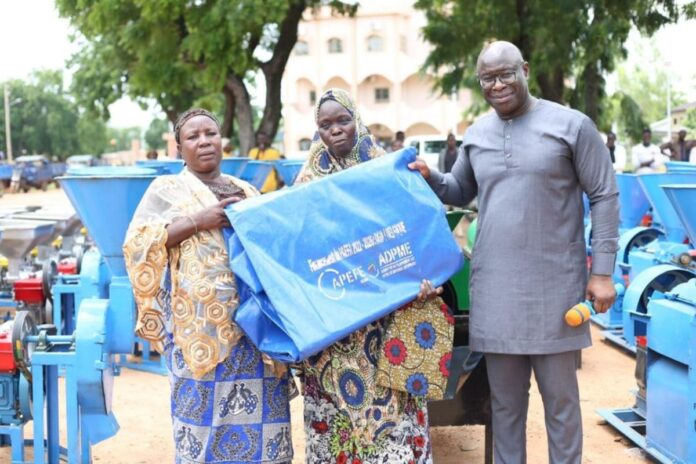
328, 38, 343, 54
367, 35, 384, 52
309, 90, 316, 106
299, 138, 312, 151
294, 40, 309, 56
375, 88, 390, 103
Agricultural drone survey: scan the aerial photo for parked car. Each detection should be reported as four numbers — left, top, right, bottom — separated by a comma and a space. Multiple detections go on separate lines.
11, 155, 56, 192
66, 154, 96, 168
405, 135, 463, 171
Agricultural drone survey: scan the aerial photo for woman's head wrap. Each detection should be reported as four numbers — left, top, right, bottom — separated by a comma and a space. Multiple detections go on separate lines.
174, 108, 220, 144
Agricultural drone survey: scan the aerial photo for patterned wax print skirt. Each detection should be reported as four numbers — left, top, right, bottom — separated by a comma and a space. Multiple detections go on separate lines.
165, 335, 293, 464
302, 319, 433, 464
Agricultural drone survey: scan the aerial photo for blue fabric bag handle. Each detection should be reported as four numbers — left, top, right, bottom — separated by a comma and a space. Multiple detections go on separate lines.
224, 147, 464, 362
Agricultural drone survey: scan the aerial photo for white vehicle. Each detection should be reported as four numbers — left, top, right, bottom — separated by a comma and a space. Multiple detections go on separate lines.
405, 135, 463, 171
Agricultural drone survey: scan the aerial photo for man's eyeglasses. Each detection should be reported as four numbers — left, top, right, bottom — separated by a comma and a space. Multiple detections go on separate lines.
478, 71, 517, 90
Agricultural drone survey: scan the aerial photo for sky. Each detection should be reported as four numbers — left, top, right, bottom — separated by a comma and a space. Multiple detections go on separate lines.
1, 0, 694, 129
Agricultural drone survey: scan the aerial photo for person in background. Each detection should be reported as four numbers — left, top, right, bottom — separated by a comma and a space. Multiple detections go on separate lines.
222, 142, 234, 158
124, 108, 293, 464
392, 130, 405, 151
438, 133, 459, 173
146, 149, 158, 160
606, 131, 626, 172
248, 132, 282, 192
660, 129, 696, 163
409, 41, 619, 464
632, 128, 664, 173
296, 88, 442, 464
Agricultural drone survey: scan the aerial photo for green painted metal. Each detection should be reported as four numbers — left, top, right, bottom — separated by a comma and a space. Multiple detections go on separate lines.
467, 217, 478, 250
446, 211, 475, 313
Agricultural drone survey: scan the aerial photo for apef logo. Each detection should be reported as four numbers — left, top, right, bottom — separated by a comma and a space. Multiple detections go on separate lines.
317, 266, 367, 300
318, 269, 345, 300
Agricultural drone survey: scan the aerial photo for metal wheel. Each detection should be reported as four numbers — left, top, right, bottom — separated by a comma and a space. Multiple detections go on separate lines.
11, 310, 38, 382
42, 259, 57, 307
638, 268, 693, 313
622, 228, 662, 263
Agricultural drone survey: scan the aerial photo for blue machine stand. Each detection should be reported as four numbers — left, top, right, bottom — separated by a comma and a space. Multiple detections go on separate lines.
51, 248, 109, 336
598, 277, 696, 463
10, 301, 122, 464
117, 337, 167, 375
599, 184, 696, 463
0, 373, 31, 464
603, 264, 693, 354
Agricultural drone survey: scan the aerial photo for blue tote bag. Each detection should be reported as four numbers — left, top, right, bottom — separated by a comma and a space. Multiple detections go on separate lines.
224, 147, 463, 362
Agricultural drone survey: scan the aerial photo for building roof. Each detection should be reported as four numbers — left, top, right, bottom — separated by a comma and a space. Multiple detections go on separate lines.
673, 101, 696, 113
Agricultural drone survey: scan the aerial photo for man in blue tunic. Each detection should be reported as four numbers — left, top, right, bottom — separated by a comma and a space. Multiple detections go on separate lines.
410, 41, 619, 463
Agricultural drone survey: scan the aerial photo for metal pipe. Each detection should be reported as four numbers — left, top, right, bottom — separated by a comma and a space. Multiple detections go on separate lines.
25, 335, 74, 344
3, 85, 12, 163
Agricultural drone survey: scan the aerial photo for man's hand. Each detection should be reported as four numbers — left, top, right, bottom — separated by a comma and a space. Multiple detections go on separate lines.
585, 274, 616, 313
407, 158, 431, 180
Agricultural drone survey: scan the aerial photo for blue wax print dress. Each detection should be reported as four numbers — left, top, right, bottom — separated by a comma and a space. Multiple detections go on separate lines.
164, 334, 293, 464
123, 173, 293, 464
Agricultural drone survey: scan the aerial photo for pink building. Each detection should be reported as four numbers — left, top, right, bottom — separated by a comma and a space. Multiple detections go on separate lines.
281, 0, 472, 159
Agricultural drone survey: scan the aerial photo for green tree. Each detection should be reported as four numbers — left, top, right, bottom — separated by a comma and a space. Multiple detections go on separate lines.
1, 72, 81, 160
684, 108, 696, 134
615, 56, 686, 125
145, 118, 170, 150
107, 127, 143, 152
76, 115, 110, 155
57, 0, 356, 156
415, 0, 690, 123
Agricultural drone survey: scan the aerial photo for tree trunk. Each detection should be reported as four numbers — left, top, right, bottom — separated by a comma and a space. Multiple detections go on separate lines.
164, 109, 178, 125
536, 68, 565, 103
221, 86, 236, 139
225, 74, 254, 157
257, 0, 306, 142
581, 62, 602, 123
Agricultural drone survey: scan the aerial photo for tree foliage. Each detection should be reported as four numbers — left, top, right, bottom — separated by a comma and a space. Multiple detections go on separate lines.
415, 0, 689, 123
615, 54, 686, 125
0, 71, 109, 159
107, 127, 143, 152
684, 108, 696, 134
145, 118, 171, 150
57, 0, 356, 155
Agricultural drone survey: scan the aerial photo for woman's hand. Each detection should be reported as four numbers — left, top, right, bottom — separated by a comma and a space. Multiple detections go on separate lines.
192, 196, 242, 231
416, 279, 443, 303
165, 196, 243, 248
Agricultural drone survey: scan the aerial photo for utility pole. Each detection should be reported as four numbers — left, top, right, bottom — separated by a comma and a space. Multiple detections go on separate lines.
3, 85, 12, 163
666, 61, 672, 142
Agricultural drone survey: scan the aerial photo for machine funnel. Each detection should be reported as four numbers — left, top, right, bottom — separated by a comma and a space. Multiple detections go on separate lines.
662, 184, 696, 247
58, 167, 157, 277
275, 160, 305, 186
665, 161, 696, 173
0, 219, 56, 275
637, 172, 696, 242
615, 173, 649, 228
220, 158, 249, 177
135, 159, 184, 174
13, 207, 80, 238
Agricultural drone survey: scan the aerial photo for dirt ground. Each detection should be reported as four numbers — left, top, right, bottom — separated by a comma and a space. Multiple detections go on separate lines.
1, 188, 651, 463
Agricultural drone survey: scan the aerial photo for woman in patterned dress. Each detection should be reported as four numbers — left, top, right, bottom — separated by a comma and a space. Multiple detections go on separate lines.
123, 109, 293, 464
296, 89, 438, 464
